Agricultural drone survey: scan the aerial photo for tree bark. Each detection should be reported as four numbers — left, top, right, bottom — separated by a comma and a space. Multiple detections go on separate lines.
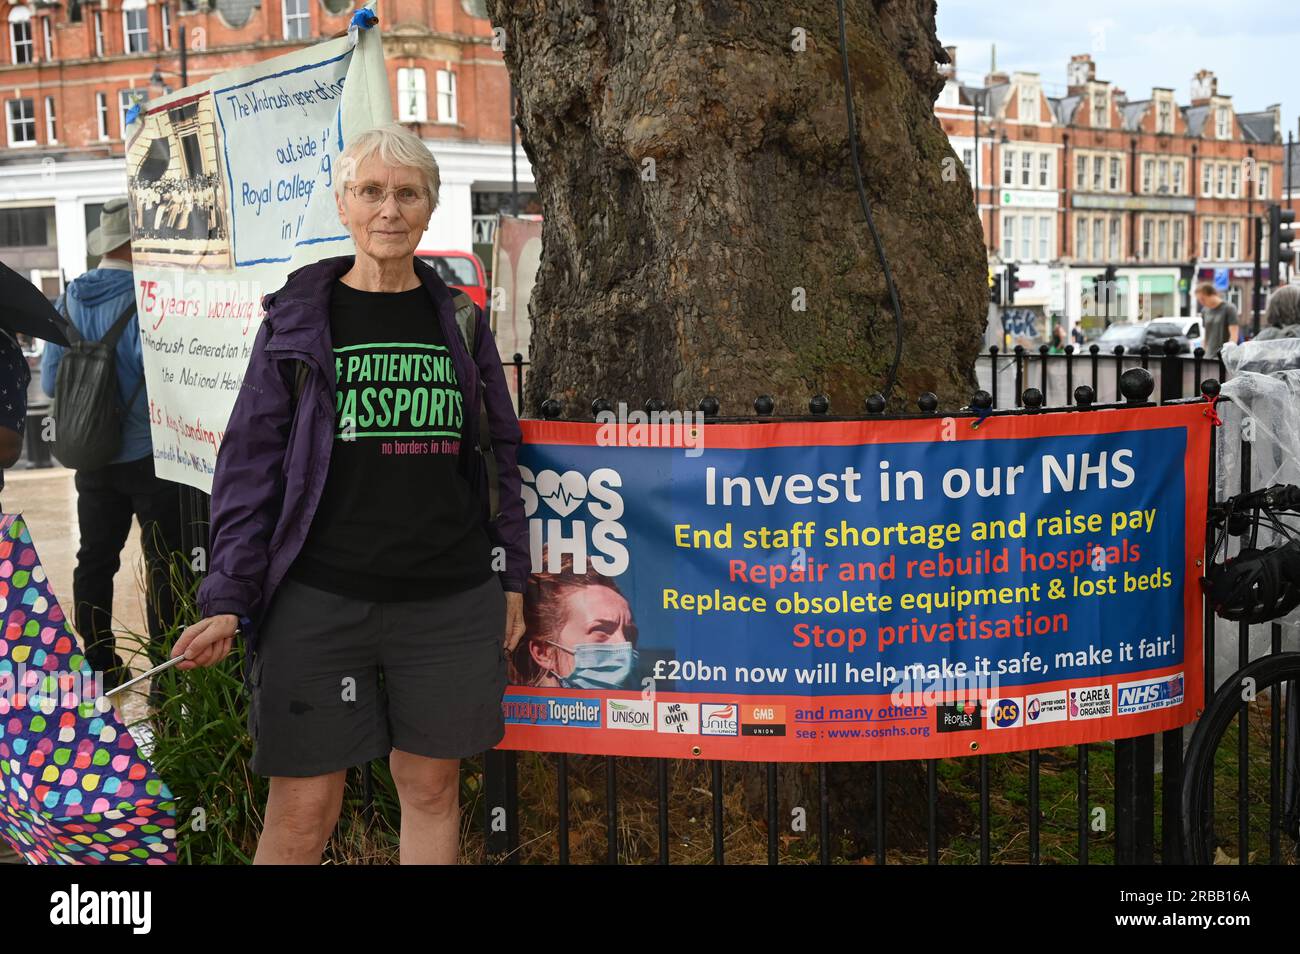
488, 0, 986, 416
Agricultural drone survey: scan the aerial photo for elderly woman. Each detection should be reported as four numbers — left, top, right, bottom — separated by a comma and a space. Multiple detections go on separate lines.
172, 123, 529, 865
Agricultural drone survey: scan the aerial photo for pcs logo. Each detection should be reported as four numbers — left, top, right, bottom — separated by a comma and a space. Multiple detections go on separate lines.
988, 697, 1023, 730
520, 466, 629, 575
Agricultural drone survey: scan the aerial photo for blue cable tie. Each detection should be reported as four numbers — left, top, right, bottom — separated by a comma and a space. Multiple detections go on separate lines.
350, 8, 377, 29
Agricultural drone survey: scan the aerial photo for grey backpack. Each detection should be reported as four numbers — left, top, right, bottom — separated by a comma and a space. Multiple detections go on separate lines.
52, 299, 144, 470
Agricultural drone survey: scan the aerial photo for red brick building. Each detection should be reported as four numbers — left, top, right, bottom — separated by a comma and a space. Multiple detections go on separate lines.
0, 0, 533, 286
936, 50, 1287, 339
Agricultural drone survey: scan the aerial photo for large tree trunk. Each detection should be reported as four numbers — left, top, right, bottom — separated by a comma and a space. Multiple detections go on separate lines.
488, 0, 986, 416
488, 0, 986, 858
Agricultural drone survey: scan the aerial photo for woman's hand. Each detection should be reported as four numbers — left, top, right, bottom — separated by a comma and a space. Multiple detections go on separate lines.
172, 614, 240, 670
503, 592, 525, 653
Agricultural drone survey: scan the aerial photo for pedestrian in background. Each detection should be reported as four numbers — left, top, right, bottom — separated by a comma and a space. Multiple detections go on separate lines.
1195, 282, 1239, 356
0, 328, 30, 510
41, 198, 184, 690
1254, 284, 1300, 340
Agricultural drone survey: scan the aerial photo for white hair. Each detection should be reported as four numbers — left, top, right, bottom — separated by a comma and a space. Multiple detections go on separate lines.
334, 122, 441, 211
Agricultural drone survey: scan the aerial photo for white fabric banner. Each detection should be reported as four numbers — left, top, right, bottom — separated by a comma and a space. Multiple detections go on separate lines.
125, 8, 391, 491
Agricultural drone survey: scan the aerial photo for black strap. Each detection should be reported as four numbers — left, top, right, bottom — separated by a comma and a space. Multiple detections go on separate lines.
99, 300, 139, 350
56, 297, 137, 349
55, 298, 84, 346
122, 375, 147, 413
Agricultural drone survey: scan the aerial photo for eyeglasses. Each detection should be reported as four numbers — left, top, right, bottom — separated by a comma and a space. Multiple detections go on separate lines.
347, 183, 429, 207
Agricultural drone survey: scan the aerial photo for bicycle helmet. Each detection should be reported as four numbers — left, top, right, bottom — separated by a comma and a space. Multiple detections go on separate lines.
1202, 538, 1300, 623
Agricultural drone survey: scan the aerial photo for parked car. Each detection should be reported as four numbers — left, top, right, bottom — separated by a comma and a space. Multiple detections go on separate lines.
1096, 320, 1192, 354
1147, 317, 1202, 351
415, 249, 488, 310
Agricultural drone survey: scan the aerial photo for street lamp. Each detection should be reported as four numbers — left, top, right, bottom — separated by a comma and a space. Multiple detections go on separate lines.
149, 22, 188, 91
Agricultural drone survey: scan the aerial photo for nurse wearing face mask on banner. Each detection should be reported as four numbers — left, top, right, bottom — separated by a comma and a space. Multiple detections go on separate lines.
511, 553, 641, 690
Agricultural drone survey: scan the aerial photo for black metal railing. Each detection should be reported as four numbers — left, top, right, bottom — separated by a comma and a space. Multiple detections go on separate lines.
171, 343, 1289, 865
480, 356, 1260, 866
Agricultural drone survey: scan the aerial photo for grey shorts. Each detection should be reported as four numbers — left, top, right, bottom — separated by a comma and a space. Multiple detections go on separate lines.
247, 574, 507, 777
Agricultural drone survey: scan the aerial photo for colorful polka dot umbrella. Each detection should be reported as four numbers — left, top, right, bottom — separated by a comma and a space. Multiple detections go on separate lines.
0, 514, 176, 864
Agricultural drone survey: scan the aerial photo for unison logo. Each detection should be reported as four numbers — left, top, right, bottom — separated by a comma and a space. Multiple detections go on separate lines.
49, 884, 151, 934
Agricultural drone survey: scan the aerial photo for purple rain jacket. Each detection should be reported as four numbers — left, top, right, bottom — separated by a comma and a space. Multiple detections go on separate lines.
196, 254, 529, 636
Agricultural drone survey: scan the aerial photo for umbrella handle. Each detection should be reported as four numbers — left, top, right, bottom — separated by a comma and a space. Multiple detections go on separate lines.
103, 654, 186, 700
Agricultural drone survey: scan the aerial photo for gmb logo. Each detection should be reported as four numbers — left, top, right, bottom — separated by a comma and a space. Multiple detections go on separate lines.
519, 466, 629, 575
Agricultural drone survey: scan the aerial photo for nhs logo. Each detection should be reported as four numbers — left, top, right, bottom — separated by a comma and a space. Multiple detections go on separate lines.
1117, 673, 1184, 715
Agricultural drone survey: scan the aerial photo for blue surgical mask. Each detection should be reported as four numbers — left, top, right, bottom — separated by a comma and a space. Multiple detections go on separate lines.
546, 640, 638, 690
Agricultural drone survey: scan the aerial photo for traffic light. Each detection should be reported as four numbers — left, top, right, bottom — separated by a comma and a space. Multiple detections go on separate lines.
990, 268, 1003, 305
1103, 264, 1118, 285
1268, 204, 1296, 287
1004, 262, 1019, 306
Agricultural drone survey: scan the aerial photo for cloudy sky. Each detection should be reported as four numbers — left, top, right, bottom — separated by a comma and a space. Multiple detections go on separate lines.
935, 0, 1297, 137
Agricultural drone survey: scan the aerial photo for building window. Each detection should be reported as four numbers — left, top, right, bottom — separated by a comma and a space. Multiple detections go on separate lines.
397, 67, 427, 122
1172, 219, 1184, 259
284, 0, 310, 40
1215, 222, 1225, 260
1038, 152, 1049, 188
0, 208, 48, 247
70, 0, 82, 24
1002, 214, 1015, 261
1092, 218, 1103, 260
1021, 86, 1037, 121
1157, 160, 1169, 193
1001, 148, 1012, 186
94, 11, 104, 57
1201, 221, 1212, 259
1108, 157, 1121, 192
6, 98, 36, 146
1141, 218, 1152, 260
40, 16, 52, 59
1229, 164, 1240, 198
1019, 215, 1031, 260
1259, 165, 1271, 200
9, 7, 33, 64
1157, 100, 1173, 133
1076, 216, 1087, 258
1075, 154, 1086, 190
1092, 155, 1104, 192
1216, 106, 1231, 139
1020, 151, 1031, 187
1172, 161, 1184, 195
1092, 91, 1107, 128
96, 92, 109, 140
1201, 162, 1212, 197
961, 147, 973, 176
1108, 216, 1121, 260
1038, 214, 1050, 260
44, 95, 55, 143
1142, 158, 1153, 194
162, 3, 172, 50
119, 90, 145, 135
1157, 219, 1168, 260
1230, 221, 1240, 260
122, 0, 148, 53
435, 68, 457, 123
1215, 163, 1227, 197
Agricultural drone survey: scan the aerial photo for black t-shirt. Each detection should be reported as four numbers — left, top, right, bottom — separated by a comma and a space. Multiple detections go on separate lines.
287, 279, 494, 601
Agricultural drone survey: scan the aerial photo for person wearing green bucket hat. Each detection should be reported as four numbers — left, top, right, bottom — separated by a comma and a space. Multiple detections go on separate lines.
40, 198, 187, 696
